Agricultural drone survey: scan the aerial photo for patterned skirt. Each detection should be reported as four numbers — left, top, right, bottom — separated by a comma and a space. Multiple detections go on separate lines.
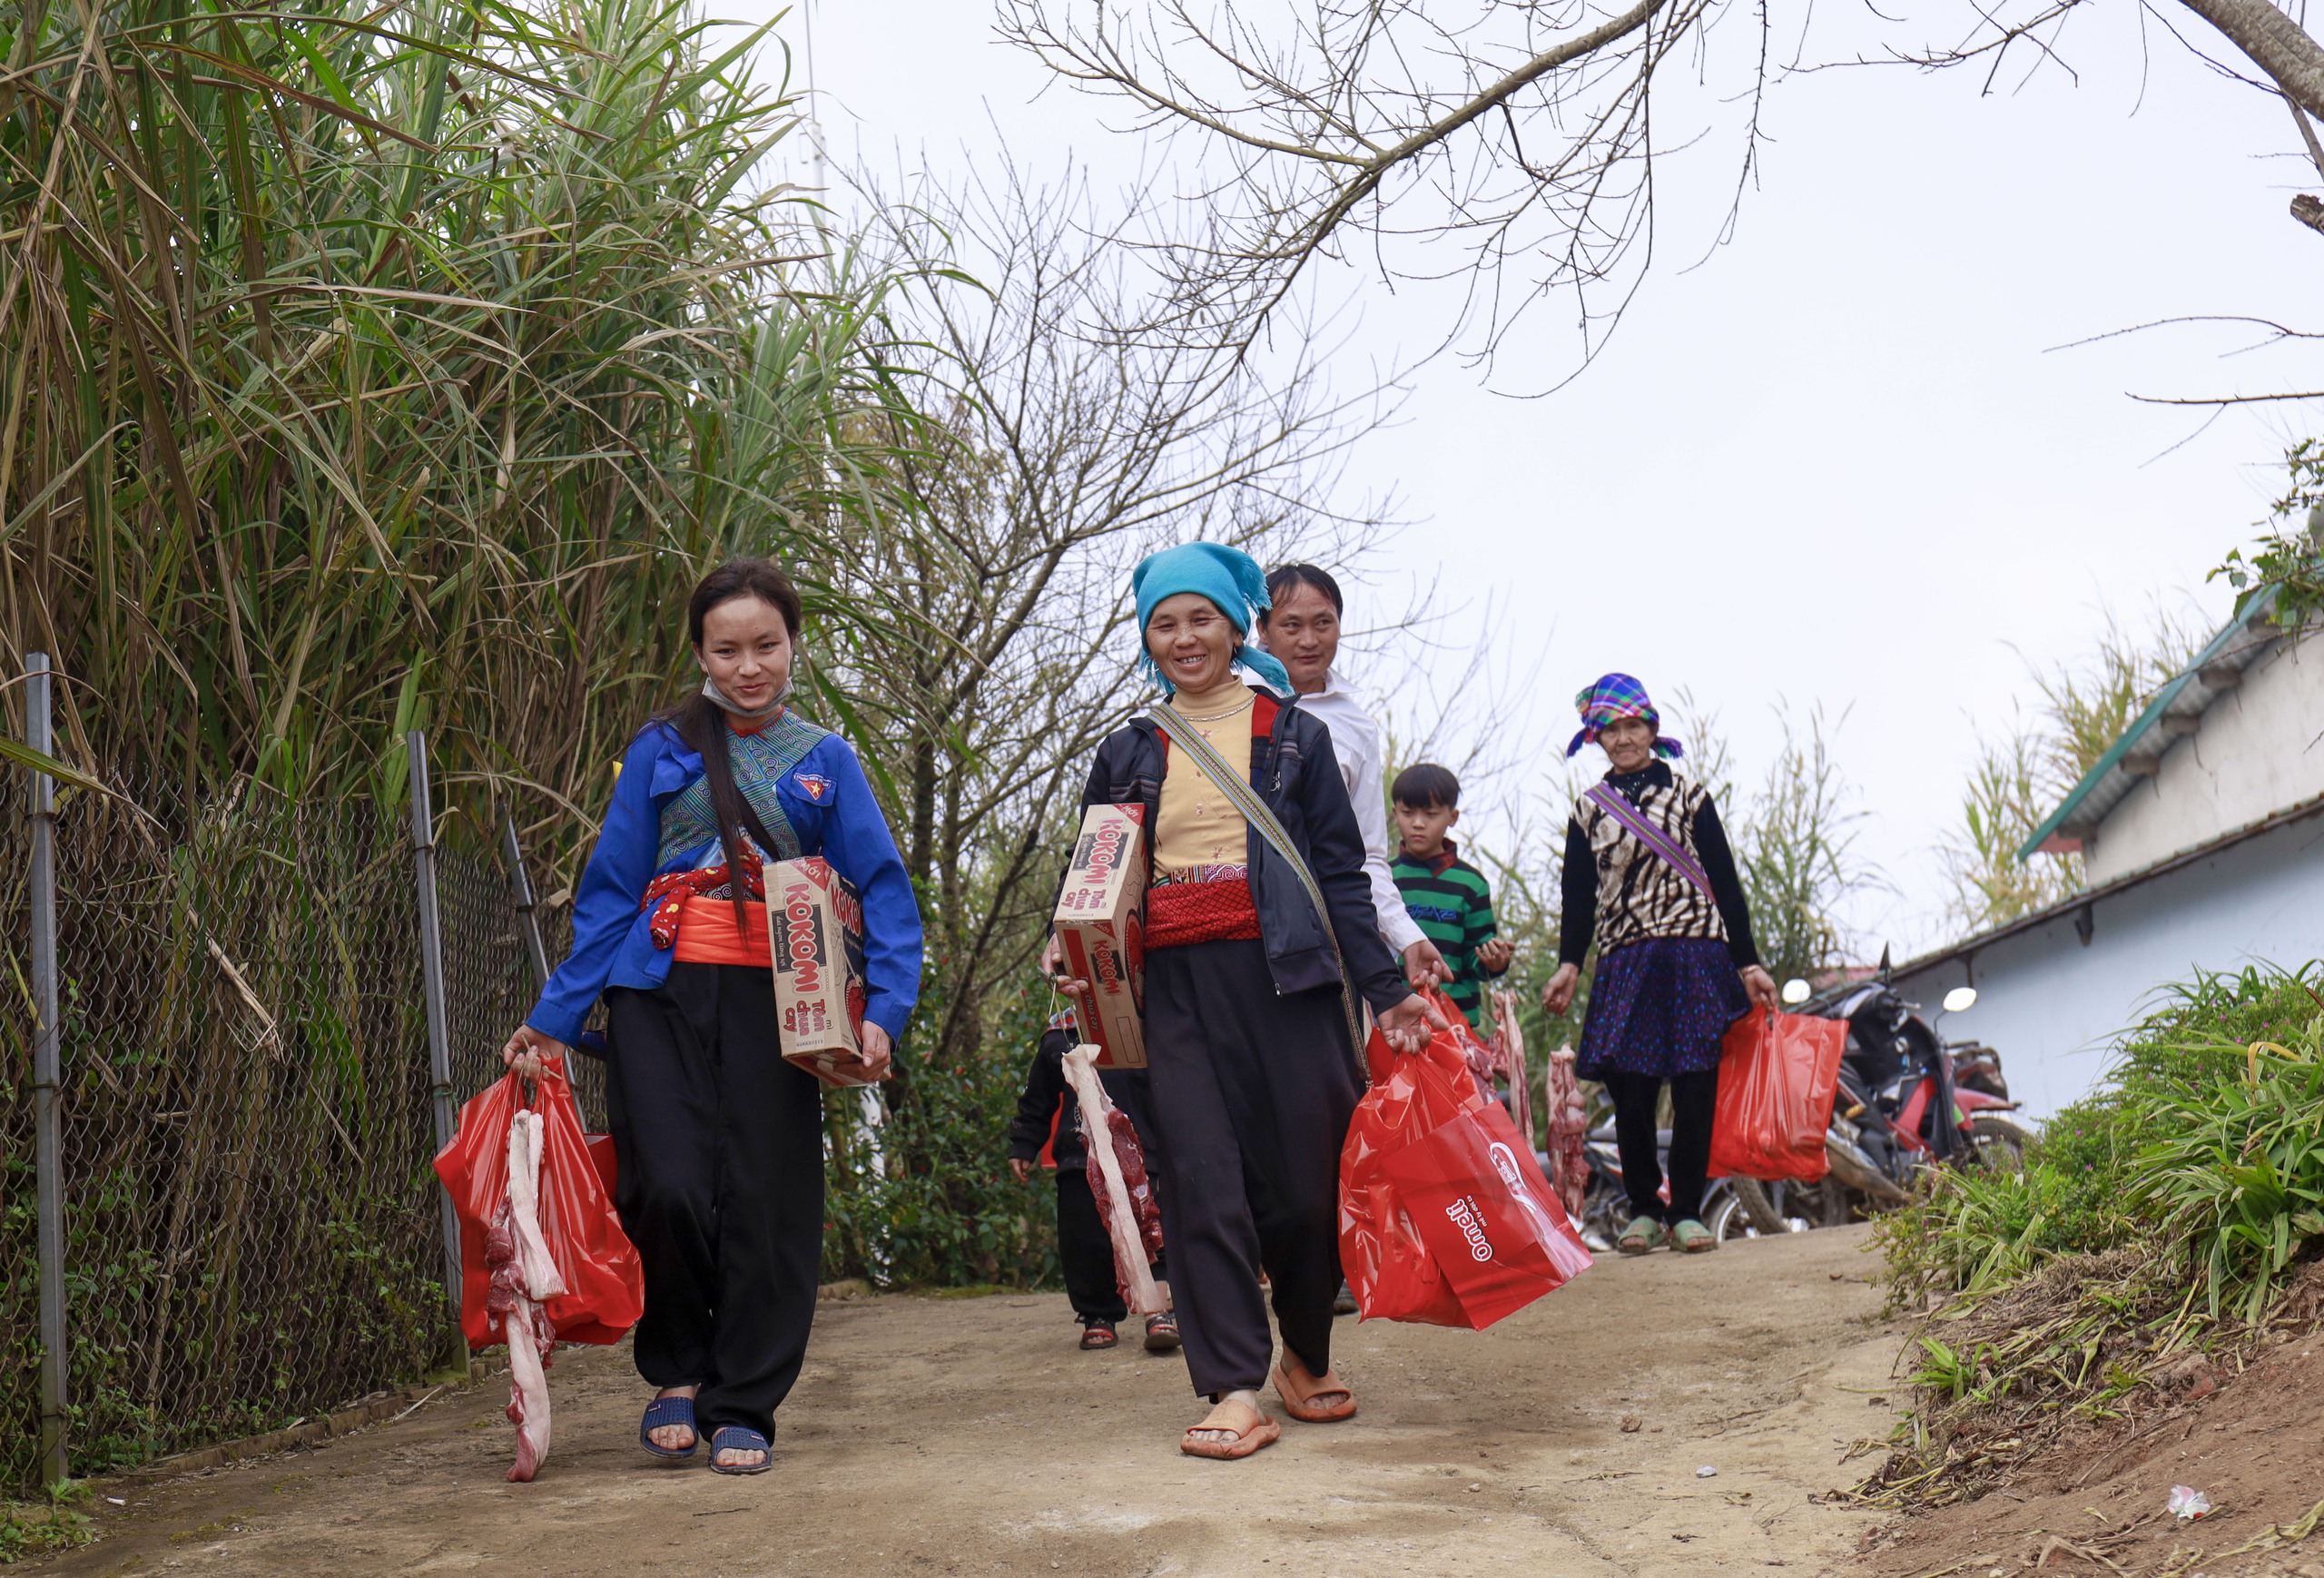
1576, 936, 1750, 1080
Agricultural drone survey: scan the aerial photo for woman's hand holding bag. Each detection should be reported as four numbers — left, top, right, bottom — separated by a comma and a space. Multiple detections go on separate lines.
500, 1024, 568, 1082
1374, 991, 1449, 1058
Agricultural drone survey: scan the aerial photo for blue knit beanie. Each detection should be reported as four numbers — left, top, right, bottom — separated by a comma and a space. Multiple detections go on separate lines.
1130, 542, 1293, 695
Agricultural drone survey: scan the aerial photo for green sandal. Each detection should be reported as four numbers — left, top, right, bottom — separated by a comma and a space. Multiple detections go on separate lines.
1616, 1217, 1667, 1255
1671, 1218, 1718, 1253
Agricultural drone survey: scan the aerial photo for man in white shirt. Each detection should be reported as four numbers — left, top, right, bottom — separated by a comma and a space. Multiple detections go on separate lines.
1258, 564, 1449, 990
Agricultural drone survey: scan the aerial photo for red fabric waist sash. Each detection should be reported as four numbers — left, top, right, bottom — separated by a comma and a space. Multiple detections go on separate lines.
1146, 877, 1262, 950
672, 900, 771, 966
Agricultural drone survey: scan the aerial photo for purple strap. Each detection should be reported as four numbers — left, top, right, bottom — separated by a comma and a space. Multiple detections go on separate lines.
1583, 784, 1716, 902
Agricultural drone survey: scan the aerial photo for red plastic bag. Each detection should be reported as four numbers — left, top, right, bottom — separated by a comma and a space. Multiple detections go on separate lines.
1340, 990, 1592, 1330
434, 1057, 645, 1347
1707, 1009, 1847, 1182
1340, 1026, 1471, 1327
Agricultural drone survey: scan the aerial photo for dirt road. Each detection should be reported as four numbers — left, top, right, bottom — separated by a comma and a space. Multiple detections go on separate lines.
44, 1226, 1901, 1578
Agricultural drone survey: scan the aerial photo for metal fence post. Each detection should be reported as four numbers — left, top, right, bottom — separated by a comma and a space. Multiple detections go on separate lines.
499, 812, 588, 1135
406, 731, 467, 1368
499, 812, 551, 991
26, 653, 70, 1487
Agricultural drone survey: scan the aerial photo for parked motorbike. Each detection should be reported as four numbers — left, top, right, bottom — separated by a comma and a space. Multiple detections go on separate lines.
1729, 976, 2036, 1235
1568, 1113, 1751, 1250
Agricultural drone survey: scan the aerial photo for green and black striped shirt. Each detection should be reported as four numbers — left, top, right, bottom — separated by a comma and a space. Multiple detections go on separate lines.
1391, 843, 1502, 1030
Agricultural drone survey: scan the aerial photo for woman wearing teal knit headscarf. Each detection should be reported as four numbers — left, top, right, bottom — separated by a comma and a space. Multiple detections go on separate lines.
1129, 541, 1295, 695
1045, 541, 1442, 1462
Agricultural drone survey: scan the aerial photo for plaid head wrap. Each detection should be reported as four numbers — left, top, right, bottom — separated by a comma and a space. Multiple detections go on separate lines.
1566, 672, 1684, 760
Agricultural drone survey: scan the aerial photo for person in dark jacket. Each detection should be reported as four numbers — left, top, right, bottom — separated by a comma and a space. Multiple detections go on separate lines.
1044, 541, 1443, 1462
1006, 1020, 1178, 1352
1540, 674, 1777, 1256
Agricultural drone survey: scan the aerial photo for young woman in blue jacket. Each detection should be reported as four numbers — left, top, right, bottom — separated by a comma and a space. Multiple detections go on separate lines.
500, 558, 922, 1475
1045, 542, 1442, 1462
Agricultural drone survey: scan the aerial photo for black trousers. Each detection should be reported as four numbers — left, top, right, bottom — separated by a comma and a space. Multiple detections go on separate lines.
1057, 1168, 1126, 1324
605, 963, 824, 1438
1143, 938, 1360, 1397
1056, 1163, 1173, 1325
1603, 1068, 1720, 1225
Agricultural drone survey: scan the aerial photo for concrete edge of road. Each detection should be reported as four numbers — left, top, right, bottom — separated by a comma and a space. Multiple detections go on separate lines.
87, 1277, 885, 1489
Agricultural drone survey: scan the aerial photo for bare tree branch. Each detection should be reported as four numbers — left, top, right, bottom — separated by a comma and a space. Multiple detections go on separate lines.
1000, 0, 1753, 382
812, 153, 1400, 1064
2131, 389, 2324, 404
2291, 97, 2324, 182
2177, 0, 2324, 118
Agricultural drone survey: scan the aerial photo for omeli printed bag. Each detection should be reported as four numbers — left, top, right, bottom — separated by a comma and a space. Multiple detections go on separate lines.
1377, 1060, 1594, 1328
1340, 989, 1592, 1330
1339, 1016, 1471, 1327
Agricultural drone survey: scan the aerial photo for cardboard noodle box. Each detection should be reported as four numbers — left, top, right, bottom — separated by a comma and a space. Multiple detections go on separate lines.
1051, 804, 1147, 1070
763, 856, 884, 1088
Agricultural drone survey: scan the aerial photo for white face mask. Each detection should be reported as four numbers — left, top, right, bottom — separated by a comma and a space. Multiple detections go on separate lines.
701, 675, 791, 722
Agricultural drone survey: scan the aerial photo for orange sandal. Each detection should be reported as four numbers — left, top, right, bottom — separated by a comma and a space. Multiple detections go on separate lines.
1179, 1397, 1282, 1460
1271, 1352, 1357, 1423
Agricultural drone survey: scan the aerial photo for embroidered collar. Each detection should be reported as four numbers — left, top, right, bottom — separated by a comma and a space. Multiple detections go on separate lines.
1604, 761, 1674, 807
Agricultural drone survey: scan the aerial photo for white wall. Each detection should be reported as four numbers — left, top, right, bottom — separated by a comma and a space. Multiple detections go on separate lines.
2087, 637, 2324, 884
1895, 809, 2324, 1120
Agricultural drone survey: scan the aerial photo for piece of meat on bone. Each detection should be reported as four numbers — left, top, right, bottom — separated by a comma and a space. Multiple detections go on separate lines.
1489, 988, 1536, 1152
1104, 1109, 1166, 1260
1541, 1043, 1590, 1227
1059, 1044, 1166, 1315
494, 1108, 564, 1482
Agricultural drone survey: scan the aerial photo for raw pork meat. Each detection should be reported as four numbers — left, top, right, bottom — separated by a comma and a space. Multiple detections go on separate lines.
1103, 1109, 1166, 1261
1488, 989, 1536, 1152
1059, 1044, 1166, 1314
1541, 1042, 1590, 1226
488, 1109, 566, 1482
1447, 1009, 1499, 1106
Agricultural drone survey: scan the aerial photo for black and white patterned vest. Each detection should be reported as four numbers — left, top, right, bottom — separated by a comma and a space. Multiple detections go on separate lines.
1573, 773, 1728, 956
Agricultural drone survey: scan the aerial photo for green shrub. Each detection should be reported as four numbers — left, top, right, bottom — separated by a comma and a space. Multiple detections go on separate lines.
821, 971, 1061, 1292
1882, 962, 2324, 1307
1866, 962, 2324, 1508
2140, 1046, 2324, 1323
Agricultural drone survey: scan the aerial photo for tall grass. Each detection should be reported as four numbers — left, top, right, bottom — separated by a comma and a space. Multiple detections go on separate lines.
0, 0, 970, 1487
1937, 607, 2212, 933
0, 0, 926, 872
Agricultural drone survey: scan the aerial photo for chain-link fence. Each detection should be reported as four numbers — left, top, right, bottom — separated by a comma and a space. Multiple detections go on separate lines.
0, 732, 579, 1494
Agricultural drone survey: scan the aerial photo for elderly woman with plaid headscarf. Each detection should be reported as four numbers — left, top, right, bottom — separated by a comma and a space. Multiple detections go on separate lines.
1541, 675, 1777, 1255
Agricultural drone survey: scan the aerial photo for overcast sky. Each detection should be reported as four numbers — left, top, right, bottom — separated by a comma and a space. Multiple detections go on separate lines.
724, 0, 2319, 958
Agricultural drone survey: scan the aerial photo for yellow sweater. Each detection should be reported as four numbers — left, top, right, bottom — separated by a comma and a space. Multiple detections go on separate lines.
1154, 680, 1256, 878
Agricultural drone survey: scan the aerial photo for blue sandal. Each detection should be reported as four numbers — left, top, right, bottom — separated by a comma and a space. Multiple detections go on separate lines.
639, 1394, 698, 1460
709, 1425, 773, 1475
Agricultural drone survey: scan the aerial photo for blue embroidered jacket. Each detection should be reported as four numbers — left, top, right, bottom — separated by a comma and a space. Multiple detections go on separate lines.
524, 716, 923, 1046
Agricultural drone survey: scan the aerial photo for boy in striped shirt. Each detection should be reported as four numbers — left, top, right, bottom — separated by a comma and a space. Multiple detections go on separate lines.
1389, 764, 1513, 1030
